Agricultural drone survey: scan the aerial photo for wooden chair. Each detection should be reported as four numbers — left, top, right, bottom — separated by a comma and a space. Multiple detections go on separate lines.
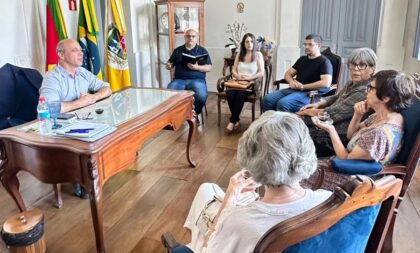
161, 175, 402, 253
312, 97, 420, 252
216, 75, 263, 126
270, 47, 343, 101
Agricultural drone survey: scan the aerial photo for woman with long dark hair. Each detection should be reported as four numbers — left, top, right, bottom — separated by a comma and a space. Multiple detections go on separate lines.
225, 33, 265, 133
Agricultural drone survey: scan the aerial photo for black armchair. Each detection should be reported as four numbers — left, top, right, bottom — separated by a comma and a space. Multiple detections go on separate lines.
269, 47, 343, 102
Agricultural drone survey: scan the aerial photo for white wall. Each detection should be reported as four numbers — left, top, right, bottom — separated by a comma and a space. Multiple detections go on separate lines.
0, 0, 45, 73
376, 0, 408, 71
126, 0, 158, 87
2, 0, 417, 88
204, 0, 277, 92
274, 0, 302, 91
402, 0, 420, 73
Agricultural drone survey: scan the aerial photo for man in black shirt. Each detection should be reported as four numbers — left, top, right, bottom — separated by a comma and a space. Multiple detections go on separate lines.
166, 28, 212, 117
262, 34, 332, 113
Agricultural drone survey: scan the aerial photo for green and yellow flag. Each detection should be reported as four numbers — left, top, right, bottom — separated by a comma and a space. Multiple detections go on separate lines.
105, 0, 131, 92
78, 0, 103, 79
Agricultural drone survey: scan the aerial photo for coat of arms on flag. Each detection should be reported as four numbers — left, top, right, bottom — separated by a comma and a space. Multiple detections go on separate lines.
106, 0, 131, 92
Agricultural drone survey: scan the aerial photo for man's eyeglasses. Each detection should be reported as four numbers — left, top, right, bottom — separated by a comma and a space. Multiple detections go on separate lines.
366, 84, 377, 92
302, 42, 318, 47
349, 63, 369, 71
75, 112, 93, 120
185, 35, 196, 38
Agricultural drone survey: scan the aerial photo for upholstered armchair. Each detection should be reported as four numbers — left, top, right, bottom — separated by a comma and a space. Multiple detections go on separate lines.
312, 97, 420, 252
161, 175, 402, 253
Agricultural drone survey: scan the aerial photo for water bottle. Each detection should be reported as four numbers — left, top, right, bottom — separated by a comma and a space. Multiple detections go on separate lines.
37, 97, 52, 135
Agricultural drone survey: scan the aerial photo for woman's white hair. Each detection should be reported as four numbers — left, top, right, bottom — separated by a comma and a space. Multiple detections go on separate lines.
237, 111, 317, 186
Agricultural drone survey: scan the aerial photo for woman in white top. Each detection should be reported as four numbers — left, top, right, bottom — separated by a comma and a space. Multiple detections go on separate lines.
174, 112, 331, 253
225, 33, 265, 133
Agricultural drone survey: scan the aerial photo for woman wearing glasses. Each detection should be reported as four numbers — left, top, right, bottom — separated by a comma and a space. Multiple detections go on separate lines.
302, 70, 418, 190
297, 48, 377, 157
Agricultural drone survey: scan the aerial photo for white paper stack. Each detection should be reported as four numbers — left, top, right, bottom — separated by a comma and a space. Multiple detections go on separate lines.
54, 122, 116, 142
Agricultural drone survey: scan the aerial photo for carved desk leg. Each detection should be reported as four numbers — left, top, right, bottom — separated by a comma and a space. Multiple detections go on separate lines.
0, 141, 26, 212
52, 184, 63, 209
87, 157, 105, 253
186, 117, 197, 168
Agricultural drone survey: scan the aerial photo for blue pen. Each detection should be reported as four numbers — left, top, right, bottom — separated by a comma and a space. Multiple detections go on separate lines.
65, 128, 95, 133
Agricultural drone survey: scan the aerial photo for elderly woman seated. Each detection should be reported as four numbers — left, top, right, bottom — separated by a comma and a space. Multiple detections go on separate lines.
296, 47, 377, 157
301, 70, 418, 190
167, 111, 331, 253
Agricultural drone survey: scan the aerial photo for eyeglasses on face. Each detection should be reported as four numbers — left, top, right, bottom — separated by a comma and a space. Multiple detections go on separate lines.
349, 63, 369, 71
302, 42, 318, 47
185, 35, 196, 38
366, 84, 377, 92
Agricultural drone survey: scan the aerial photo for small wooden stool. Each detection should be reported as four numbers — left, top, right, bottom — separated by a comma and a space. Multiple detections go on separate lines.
1, 209, 46, 253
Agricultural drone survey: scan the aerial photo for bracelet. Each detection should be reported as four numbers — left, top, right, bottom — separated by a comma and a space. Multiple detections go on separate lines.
300, 84, 304, 91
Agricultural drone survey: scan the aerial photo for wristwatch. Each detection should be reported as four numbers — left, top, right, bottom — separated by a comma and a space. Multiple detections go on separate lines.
300, 84, 304, 91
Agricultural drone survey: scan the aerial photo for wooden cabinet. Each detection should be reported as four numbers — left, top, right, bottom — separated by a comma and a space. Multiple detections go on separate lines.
154, 0, 206, 87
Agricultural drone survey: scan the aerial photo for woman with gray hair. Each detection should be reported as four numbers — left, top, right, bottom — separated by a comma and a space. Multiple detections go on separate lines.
172, 111, 331, 253
302, 70, 418, 191
297, 47, 377, 157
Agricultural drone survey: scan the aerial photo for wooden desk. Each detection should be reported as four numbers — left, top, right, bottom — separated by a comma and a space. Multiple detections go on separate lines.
222, 55, 272, 96
0, 88, 196, 253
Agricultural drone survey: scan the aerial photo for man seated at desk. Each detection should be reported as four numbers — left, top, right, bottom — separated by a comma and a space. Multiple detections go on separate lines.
39, 38, 112, 198
40, 38, 112, 113
165, 28, 212, 122
262, 34, 332, 113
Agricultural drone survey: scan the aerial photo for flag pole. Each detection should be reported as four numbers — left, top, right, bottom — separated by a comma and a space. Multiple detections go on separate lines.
103, 0, 108, 83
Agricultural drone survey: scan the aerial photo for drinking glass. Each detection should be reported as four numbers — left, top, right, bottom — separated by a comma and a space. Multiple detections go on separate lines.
48, 101, 62, 129
317, 111, 333, 125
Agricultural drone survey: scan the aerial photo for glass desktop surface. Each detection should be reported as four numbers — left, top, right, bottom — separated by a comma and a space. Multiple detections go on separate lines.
74, 88, 176, 126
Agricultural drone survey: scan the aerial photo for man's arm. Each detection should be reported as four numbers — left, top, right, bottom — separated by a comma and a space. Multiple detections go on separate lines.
284, 67, 300, 89
299, 74, 332, 90
61, 87, 111, 113
93, 86, 112, 101
187, 63, 212, 72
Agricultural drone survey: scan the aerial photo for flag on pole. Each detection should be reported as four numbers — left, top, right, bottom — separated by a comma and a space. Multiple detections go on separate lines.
78, 0, 103, 79
46, 0, 68, 71
106, 0, 131, 92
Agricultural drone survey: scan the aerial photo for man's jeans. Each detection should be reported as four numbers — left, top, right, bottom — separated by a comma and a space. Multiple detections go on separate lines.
168, 79, 208, 115
261, 88, 311, 113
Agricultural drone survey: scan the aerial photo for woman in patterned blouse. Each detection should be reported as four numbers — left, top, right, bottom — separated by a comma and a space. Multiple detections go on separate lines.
302, 70, 418, 190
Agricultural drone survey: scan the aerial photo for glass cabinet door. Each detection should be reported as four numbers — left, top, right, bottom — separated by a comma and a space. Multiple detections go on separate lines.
157, 4, 171, 86
174, 7, 200, 48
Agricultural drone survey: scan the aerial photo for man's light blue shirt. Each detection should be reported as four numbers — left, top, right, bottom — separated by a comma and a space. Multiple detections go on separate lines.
40, 65, 110, 102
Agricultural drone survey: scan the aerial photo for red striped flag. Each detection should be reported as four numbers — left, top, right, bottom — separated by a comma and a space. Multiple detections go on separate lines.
46, 0, 68, 71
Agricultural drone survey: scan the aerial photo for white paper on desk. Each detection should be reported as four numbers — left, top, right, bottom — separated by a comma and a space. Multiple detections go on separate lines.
54, 122, 112, 138
61, 126, 117, 142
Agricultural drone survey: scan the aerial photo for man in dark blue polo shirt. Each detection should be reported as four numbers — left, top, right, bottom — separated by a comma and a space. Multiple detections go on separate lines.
262, 34, 332, 113
166, 28, 212, 119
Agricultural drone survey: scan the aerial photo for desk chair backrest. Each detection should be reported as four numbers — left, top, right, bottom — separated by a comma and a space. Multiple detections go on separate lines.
321, 47, 342, 89
254, 175, 402, 253
0, 63, 42, 130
